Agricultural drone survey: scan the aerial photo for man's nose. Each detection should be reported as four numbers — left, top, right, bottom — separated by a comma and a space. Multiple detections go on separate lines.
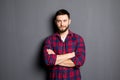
61, 21, 64, 26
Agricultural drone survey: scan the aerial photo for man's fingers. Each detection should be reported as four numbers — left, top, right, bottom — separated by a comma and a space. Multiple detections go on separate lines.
46, 49, 55, 54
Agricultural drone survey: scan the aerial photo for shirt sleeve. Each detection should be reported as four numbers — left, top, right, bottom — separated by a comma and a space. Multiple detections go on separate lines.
71, 36, 86, 68
43, 37, 57, 66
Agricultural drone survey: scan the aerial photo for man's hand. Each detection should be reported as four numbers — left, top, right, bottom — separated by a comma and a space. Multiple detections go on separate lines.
69, 52, 75, 58
47, 49, 55, 54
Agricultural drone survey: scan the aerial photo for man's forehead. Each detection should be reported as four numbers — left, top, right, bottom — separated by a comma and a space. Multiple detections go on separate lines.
56, 14, 69, 20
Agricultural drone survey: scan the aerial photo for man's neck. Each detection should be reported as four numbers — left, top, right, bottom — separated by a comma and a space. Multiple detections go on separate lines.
60, 29, 69, 38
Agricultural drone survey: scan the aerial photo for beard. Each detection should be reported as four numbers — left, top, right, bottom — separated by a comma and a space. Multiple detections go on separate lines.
58, 26, 69, 33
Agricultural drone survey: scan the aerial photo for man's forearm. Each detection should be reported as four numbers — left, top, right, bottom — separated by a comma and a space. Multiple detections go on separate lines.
55, 52, 75, 65
46, 49, 75, 66
58, 59, 75, 67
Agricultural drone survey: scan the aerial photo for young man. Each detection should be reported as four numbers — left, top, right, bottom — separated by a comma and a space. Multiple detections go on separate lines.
43, 9, 86, 80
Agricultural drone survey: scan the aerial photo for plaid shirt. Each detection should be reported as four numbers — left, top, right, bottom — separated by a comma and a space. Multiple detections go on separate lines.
43, 30, 86, 80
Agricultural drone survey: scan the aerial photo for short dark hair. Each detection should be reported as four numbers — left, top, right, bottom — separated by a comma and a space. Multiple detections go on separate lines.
55, 9, 70, 20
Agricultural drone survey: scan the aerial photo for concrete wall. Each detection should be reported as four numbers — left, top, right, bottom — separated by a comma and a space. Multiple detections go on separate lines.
0, 0, 120, 80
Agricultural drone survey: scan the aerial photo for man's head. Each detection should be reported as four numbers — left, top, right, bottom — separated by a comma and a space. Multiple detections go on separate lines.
55, 9, 71, 33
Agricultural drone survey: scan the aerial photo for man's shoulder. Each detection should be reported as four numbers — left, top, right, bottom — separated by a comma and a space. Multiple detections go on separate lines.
45, 33, 57, 41
72, 32, 83, 39
71, 32, 85, 44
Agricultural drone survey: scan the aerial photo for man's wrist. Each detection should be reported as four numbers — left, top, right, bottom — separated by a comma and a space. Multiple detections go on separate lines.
66, 52, 75, 59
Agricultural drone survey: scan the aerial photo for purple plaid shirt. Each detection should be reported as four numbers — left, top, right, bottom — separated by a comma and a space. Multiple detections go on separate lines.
43, 30, 86, 80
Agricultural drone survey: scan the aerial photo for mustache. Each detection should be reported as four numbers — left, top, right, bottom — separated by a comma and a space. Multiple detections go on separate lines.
58, 26, 69, 33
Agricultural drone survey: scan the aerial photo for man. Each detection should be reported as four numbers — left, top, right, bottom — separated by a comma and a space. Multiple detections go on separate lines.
43, 9, 86, 80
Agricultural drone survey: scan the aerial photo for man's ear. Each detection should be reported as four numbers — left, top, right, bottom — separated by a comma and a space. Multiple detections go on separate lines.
69, 19, 71, 25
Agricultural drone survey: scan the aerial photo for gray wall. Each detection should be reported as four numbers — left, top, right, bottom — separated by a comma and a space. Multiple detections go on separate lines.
0, 0, 120, 80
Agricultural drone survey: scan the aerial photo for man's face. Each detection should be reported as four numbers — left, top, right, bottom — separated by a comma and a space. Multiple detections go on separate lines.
55, 14, 71, 33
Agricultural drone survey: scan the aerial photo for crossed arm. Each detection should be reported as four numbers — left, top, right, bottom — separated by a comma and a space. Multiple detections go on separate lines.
47, 49, 75, 67
44, 36, 85, 68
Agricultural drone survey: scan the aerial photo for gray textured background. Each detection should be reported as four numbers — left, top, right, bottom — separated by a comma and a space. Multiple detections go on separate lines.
0, 0, 120, 80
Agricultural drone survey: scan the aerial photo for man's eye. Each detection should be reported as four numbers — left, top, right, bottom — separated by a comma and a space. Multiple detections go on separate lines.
64, 20, 67, 22
57, 20, 61, 22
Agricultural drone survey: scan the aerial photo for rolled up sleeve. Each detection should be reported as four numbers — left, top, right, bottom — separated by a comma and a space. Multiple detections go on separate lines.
71, 36, 86, 68
43, 38, 57, 66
